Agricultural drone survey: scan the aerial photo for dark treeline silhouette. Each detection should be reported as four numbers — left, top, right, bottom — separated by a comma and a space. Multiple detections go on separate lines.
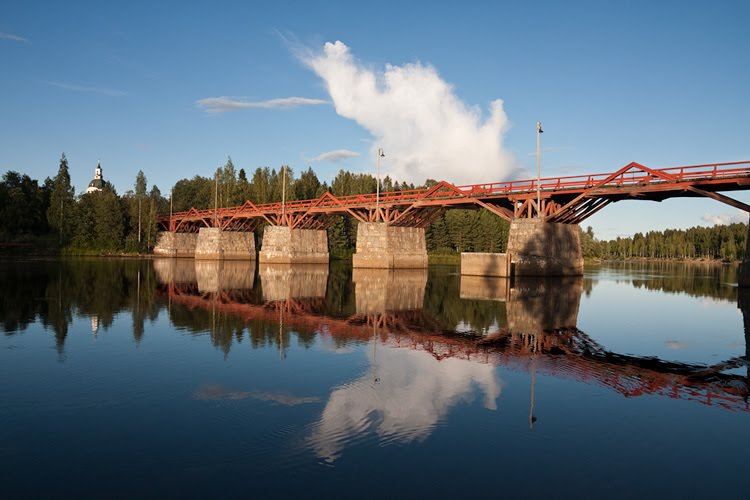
584, 223, 747, 262
1, 154, 745, 260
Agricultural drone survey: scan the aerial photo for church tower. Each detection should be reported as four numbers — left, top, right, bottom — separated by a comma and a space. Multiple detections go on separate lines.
86, 160, 105, 193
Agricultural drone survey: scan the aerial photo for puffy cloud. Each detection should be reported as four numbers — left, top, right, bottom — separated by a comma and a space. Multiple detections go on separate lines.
309, 149, 360, 163
196, 96, 328, 113
701, 210, 747, 226
302, 41, 517, 185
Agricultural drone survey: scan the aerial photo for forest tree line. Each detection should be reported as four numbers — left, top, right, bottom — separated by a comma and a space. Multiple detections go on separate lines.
0, 153, 746, 260
580, 223, 747, 261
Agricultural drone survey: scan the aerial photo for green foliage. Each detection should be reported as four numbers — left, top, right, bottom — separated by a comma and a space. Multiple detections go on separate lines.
172, 175, 213, 211
70, 185, 124, 251
7, 153, 746, 261
0, 171, 50, 237
426, 210, 509, 254
47, 153, 75, 243
585, 223, 748, 262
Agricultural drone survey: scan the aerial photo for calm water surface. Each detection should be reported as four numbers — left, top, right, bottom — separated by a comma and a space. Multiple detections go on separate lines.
1, 258, 748, 498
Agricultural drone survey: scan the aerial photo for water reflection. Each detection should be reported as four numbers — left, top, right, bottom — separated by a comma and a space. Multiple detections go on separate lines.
459, 276, 582, 332
193, 384, 321, 405
3, 258, 749, 496
2, 259, 748, 413
259, 263, 328, 301
153, 257, 197, 284
308, 345, 502, 462
353, 268, 427, 314
738, 287, 750, 381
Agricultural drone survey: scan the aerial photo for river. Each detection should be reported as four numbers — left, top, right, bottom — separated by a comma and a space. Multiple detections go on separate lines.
0, 258, 747, 497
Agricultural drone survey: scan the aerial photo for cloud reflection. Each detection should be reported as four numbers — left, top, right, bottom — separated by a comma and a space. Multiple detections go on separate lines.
193, 384, 320, 406
308, 345, 502, 462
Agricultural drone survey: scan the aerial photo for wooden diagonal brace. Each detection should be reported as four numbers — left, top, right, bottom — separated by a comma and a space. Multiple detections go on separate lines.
686, 186, 750, 212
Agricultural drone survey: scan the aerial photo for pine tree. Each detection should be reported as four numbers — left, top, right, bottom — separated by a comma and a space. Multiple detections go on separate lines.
47, 153, 75, 244
134, 170, 147, 244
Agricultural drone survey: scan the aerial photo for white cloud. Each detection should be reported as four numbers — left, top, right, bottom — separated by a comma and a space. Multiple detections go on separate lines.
47, 81, 126, 97
701, 210, 746, 226
196, 96, 328, 113
0, 31, 29, 43
301, 40, 517, 185
309, 149, 360, 163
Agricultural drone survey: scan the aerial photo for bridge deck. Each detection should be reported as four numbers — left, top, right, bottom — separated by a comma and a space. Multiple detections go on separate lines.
159, 160, 750, 231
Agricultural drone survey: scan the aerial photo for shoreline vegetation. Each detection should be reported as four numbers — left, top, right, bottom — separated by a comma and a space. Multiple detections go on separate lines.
2, 154, 747, 263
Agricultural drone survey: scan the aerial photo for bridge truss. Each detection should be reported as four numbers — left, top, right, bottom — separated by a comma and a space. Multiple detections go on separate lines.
159, 161, 750, 232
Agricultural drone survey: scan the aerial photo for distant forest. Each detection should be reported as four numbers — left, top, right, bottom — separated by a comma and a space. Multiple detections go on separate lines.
0, 154, 747, 260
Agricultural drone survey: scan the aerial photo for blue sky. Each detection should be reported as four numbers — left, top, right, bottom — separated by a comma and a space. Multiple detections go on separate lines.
1, 0, 748, 239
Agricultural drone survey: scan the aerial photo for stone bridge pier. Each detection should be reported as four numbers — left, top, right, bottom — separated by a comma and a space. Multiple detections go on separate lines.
352, 222, 428, 269
259, 226, 329, 264
153, 232, 198, 257
195, 228, 256, 260
461, 219, 583, 277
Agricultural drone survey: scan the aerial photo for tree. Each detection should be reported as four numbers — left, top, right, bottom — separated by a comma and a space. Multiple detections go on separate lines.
0, 171, 50, 236
135, 170, 147, 243
218, 156, 239, 206
294, 167, 321, 200
47, 153, 75, 243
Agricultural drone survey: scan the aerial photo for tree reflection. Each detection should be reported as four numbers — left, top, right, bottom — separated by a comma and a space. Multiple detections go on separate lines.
1, 258, 746, 413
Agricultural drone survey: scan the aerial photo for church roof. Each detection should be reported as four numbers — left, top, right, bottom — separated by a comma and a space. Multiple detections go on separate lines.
86, 160, 104, 192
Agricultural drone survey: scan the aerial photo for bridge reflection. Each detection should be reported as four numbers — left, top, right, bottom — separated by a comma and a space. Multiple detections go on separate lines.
155, 260, 749, 414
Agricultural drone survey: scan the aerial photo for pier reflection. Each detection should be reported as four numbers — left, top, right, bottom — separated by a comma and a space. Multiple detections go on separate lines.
259, 263, 328, 301
738, 287, 750, 382
352, 268, 427, 314
153, 257, 197, 285
157, 265, 748, 417
459, 275, 582, 332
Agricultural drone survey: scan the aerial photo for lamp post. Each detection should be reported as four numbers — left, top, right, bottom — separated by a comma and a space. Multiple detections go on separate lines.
536, 121, 544, 218
376, 147, 385, 222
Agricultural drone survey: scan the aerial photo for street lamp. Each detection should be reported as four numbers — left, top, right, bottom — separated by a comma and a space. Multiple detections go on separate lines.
376, 147, 385, 222
536, 121, 544, 218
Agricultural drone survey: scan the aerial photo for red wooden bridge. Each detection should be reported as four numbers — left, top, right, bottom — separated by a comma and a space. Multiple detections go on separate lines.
159, 160, 750, 233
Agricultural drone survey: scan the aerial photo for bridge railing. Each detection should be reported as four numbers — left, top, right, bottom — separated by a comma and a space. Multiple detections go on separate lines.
460, 161, 750, 196
161, 160, 750, 221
